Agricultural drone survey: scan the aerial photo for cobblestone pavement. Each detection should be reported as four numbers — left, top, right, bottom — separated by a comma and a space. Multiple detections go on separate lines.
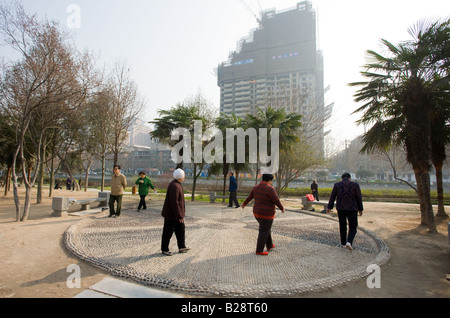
64, 203, 390, 297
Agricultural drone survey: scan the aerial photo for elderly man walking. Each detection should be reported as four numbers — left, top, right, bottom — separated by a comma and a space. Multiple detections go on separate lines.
242, 174, 285, 255
327, 173, 364, 250
109, 165, 127, 218
161, 169, 190, 256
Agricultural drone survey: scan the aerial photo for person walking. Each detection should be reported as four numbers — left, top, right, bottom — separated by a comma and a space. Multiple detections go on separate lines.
327, 173, 364, 250
311, 179, 319, 201
66, 177, 72, 191
161, 168, 190, 256
109, 165, 127, 218
242, 174, 285, 255
135, 171, 156, 211
227, 172, 240, 208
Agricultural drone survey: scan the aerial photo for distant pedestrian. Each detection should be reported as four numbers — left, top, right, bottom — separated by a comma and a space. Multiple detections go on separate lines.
54, 180, 62, 190
327, 173, 364, 250
109, 165, 127, 218
135, 171, 156, 211
310, 179, 319, 201
66, 177, 72, 191
242, 174, 285, 255
161, 169, 190, 256
227, 172, 240, 208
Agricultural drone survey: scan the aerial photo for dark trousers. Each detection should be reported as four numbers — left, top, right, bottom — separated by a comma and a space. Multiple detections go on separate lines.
313, 191, 319, 201
255, 217, 274, 253
337, 210, 358, 245
228, 191, 239, 207
109, 195, 123, 216
161, 218, 186, 252
138, 195, 147, 210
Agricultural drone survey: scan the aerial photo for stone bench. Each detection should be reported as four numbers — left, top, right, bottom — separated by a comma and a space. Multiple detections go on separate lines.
301, 196, 329, 212
52, 192, 110, 217
209, 191, 248, 203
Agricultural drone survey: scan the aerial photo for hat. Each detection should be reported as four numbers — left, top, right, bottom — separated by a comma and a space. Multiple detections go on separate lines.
173, 168, 185, 180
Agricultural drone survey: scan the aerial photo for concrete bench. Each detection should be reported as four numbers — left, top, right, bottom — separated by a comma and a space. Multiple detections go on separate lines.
209, 191, 248, 203
301, 196, 329, 212
52, 192, 110, 217
76, 198, 106, 210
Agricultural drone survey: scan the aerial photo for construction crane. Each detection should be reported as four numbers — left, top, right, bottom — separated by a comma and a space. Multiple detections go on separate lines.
238, 0, 262, 24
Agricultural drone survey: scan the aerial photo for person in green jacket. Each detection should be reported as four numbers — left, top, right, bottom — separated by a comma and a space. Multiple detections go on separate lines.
135, 171, 156, 211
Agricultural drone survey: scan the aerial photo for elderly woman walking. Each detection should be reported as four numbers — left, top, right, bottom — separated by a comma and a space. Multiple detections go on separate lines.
242, 174, 285, 255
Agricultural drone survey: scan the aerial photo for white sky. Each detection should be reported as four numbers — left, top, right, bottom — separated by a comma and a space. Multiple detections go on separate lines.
3, 0, 450, 152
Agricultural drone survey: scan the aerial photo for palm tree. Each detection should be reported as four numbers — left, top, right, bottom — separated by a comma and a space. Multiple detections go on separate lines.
214, 113, 247, 197
245, 106, 302, 193
422, 19, 450, 218
150, 103, 208, 201
350, 19, 450, 233
150, 104, 204, 169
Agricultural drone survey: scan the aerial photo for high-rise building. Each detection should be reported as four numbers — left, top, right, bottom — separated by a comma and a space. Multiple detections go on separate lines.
126, 118, 153, 148
217, 1, 326, 149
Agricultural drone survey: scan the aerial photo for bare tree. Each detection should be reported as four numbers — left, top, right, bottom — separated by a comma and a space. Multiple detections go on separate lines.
108, 61, 144, 166
89, 89, 115, 190
276, 134, 325, 195
376, 147, 418, 193
0, 3, 89, 221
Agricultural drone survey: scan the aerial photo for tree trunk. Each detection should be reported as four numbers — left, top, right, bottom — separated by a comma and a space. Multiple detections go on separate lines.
37, 158, 44, 204
113, 150, 119, 167
222, 173, 227, 203
434, 163, 448, 218
48, 152, 54, 198
101, 154, 106, 192
192, 164, 197, 202
36, 143, 46, 204
20, 184, 32, 222
12, 168, 21, 222
84, 167, 90, 192
414, 169, 437, 233
11, 138, 22, 221
222, 162, 229, 203
4, 165, 11, 196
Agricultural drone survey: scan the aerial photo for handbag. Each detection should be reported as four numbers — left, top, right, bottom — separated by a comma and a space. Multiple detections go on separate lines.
306, 194, 315, 202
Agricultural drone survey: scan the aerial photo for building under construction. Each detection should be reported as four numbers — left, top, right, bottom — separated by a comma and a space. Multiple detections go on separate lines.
217, 1, 327, 150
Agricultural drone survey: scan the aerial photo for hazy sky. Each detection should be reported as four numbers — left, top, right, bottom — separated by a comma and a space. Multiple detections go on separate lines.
3, 0, 450, 151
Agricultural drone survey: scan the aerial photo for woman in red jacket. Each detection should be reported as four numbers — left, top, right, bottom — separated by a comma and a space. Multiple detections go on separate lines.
242, 174, 285, 255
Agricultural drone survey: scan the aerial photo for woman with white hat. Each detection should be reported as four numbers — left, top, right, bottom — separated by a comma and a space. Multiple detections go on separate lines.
160, 168, 190, 256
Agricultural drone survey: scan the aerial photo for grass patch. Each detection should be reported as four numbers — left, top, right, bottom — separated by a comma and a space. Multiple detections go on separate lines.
280, 187, 450, 205
91, 185, 448, 205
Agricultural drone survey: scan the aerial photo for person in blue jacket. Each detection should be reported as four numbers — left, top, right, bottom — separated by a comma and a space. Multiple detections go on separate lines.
228, 172, 240, 208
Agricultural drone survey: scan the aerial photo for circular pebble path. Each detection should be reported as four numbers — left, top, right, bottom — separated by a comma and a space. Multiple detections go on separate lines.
64, 204, 390, 297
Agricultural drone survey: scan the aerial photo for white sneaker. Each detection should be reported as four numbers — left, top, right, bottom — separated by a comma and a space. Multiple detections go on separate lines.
345, 242, 353, 251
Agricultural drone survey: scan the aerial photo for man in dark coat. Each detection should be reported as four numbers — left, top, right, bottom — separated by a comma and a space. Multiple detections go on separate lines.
161, 168, 190, 256
327, 173, 364, 250
227, 172, 240, 208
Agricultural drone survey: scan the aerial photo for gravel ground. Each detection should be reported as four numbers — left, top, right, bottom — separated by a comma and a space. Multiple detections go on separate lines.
64, 204, 390, 297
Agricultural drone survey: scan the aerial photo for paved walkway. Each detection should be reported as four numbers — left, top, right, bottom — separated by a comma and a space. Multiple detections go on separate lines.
74, 277, 183, 298
66, 203, 390, 298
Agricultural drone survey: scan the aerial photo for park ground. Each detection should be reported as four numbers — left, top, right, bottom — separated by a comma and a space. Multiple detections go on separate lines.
0, 187, 449, 298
